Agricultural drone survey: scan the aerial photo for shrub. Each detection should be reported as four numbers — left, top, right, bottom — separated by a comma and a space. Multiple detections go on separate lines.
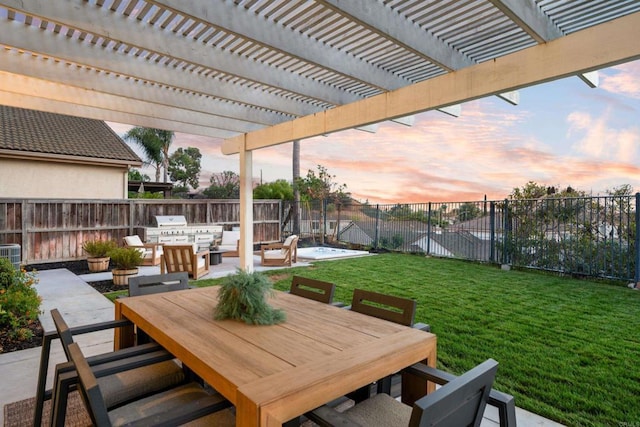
108, 247, 144, 269
82, 239, 117, 258
0, 258, 42, 339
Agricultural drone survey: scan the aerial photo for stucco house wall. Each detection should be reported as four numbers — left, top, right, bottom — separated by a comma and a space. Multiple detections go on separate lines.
0, 158, 128, 199
0, 106, 141, 199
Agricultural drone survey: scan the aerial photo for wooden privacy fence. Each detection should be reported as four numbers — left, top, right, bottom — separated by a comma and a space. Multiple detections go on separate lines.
0, 198, 281, 264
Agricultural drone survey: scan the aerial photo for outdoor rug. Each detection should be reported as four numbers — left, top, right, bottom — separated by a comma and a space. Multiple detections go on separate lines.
3, 391, 91, 427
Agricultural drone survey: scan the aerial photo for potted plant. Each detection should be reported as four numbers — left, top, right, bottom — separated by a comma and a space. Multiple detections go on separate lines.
82, 239, 117, 272
108, 247, 144, 286
214, 269, 286, 325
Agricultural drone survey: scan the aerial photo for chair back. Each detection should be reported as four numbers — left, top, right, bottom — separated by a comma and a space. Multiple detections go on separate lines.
51, 308, 76, 361
123, 235, 144, 247
410, 359, 498, 427
162, 244, 197, 274
290, 276, 335, 304
128, 272, 189, 297
66, 342, 114, 426
351, 288, 416, 326
283, 235, 298, 262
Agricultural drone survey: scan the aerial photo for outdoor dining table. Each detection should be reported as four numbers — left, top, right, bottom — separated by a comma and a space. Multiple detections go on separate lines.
114, 286, 437, 427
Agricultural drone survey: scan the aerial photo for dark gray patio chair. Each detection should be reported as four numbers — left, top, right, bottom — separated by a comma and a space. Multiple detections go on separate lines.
289, 275, 347, 307
128, 271, 190, 296
348, 288, 431, 398
33, 311, 181, 427
46, 309, 188, 426
66, 341, 234, 426
307, 359, 500, 427
290, 275, 335, 303
126, 272, 191, 345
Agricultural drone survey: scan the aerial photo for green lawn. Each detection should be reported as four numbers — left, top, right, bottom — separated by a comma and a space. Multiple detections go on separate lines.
162, 254, 640, 426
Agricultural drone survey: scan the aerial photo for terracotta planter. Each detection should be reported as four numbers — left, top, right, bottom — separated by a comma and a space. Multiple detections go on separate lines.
87, 257, 110, 272
112, 268, 138, 286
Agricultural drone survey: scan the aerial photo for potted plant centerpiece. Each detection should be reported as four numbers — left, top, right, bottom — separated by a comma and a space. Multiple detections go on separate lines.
214, 269, 286, 325
108, 246, 144, 286
82, 239, 117, 272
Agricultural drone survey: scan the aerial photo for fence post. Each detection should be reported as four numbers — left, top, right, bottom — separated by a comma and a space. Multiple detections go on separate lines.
635, 193, 640, 286
490, 202, 495, 263
374, 204, 380, 250
502, 199, 509, 266
427, 202, 432, 255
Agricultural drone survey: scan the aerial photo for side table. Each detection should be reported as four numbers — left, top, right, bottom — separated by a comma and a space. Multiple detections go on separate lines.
209, 250, 224, 265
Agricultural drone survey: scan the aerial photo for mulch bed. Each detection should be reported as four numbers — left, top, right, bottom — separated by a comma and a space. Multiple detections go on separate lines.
1, 260, 115, 354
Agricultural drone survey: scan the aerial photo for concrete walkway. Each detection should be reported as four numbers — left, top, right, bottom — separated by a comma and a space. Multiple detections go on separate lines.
0, 257, 564, 426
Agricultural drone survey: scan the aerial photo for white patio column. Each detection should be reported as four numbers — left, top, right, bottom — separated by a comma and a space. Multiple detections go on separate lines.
239, 138, 254, 272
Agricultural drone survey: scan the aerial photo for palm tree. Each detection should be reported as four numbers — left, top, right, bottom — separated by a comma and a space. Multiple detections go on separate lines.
124, 127, 174, 182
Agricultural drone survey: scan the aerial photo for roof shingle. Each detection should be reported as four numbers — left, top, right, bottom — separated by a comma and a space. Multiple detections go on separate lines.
0, 106, 141, 164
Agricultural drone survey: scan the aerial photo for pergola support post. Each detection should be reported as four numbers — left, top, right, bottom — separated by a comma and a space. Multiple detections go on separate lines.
239, 138, 254, 272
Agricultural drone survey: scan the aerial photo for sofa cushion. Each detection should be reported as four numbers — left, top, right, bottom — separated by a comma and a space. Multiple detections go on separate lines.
124, 235, 144, 246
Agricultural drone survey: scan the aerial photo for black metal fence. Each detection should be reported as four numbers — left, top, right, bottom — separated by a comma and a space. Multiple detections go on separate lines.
283, 194, 639, 283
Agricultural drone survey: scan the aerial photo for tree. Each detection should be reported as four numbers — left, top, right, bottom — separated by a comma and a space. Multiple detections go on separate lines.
457, 202, 481, 222
203, 171, 240, 199
128, 169, 150, 182
253, 179, 294, 200
292, 140, 301, 235
168, 147, 202, 190
509, 181, 548, 200
295, 165, 349, 244
124, 127, 174, 182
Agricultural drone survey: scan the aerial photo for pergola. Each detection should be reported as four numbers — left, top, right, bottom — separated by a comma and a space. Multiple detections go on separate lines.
1, 0, 640, 270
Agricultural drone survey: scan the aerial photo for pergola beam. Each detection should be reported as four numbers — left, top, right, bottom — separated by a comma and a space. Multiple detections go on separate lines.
2, 0, 359, 107
149, 0, 411, 91
222, 11, 640, 154
0, 13, 316, 117
319, 0, 473, 71
0, 49, 291, 128
0, 90, 228, 138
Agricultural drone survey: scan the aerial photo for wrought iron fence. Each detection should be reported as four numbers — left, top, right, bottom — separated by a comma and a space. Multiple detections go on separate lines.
283, 194, 639, 282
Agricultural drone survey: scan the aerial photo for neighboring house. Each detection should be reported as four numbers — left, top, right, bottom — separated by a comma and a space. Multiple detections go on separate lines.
0, 106, 141, 199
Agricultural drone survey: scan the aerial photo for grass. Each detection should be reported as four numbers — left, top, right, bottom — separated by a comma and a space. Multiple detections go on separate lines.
190, 254, 640, 426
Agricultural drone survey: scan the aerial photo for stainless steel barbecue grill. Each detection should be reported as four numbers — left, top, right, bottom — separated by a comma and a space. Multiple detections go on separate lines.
142, 215, 222, 248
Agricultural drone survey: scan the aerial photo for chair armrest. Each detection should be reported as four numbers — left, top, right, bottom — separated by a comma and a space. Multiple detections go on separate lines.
69, 318, 133, 335
261, 243, 283, 251
127, 243, 160, 250
196, 249, 209, 257
89, 348, 177, 378
403, 363, 517, 427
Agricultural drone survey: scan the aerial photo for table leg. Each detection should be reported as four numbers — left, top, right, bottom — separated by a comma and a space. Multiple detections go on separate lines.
401, 344, 437, 405
113, 300, 135, 351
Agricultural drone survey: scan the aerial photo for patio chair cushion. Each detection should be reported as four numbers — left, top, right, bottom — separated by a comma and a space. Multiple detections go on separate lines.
124, 235, 163, 258
108, 382, 234, 426
100, 360, 185, 408
220, 230, 240, 247
343, 393, 412, 426
263, 251, 287, 260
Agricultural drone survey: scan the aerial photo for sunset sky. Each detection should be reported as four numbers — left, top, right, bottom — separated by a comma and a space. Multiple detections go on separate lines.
109, 59, 640, 205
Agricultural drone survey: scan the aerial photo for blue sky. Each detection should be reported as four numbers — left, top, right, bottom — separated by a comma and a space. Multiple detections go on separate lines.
110, 59, 640, 204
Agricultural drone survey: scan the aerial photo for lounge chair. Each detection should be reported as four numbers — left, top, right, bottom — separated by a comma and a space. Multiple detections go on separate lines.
123, 235, 162, 266
161, 244, 210, 279
260, 234, 298, 266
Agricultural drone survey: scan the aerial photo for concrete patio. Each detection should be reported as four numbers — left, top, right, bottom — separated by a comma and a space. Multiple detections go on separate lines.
0, 256, 564, 426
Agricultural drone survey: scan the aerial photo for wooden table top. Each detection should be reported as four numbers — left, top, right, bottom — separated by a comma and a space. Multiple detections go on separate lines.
115, 286, 437, 427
